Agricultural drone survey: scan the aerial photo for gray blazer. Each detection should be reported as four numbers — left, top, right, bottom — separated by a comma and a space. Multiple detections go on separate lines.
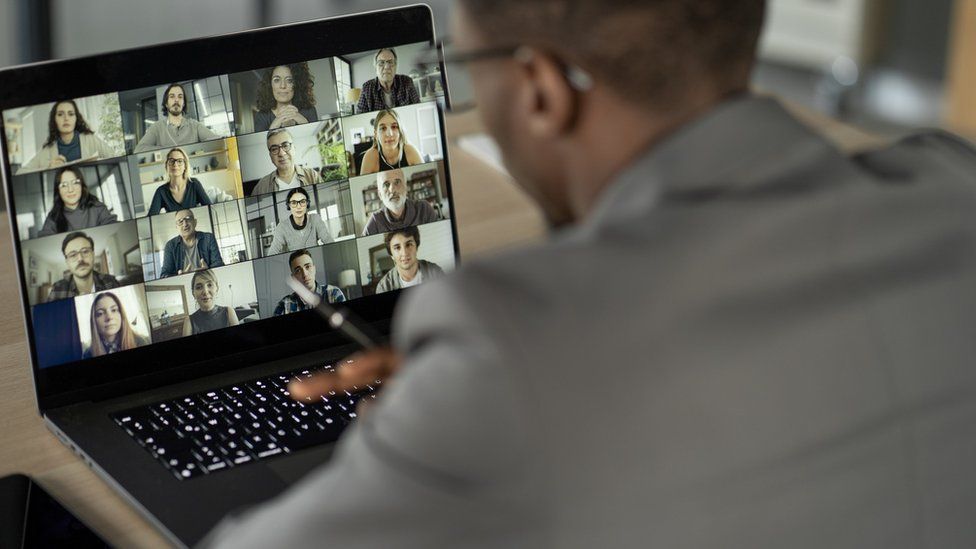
204, 96, 976, 548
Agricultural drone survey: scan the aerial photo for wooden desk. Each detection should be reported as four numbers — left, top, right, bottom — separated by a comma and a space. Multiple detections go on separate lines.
0, 104, 879, 547
0, 110, 545, 548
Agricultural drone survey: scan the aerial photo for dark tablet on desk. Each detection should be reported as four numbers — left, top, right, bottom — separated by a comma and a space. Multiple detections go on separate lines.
0, 473, 110, 548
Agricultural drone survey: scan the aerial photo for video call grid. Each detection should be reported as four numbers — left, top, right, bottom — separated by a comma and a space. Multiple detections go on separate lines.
3, 43, 456, 368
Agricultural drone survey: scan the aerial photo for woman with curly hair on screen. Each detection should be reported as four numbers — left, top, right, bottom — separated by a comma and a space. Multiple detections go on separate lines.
253, 62, 318, 131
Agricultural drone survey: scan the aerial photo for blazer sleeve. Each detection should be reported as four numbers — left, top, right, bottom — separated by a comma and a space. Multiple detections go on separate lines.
200, 280, 529, 549
205, 234, 224, 268
160, 239, 177, 278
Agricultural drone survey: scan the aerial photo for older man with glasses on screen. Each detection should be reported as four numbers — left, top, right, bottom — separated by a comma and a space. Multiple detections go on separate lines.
159, 210, 224, 278
206, 0, 976, 547
355, 47, 421, 113
250, 128, 322, 196
46, 231, 120, 302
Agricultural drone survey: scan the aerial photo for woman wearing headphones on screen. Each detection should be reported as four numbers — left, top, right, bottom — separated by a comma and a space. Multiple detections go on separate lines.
359, 108, 423, 175
253, 63, 319, 131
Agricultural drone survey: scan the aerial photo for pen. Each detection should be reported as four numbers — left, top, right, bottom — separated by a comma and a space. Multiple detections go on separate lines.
285, 276, 383, 349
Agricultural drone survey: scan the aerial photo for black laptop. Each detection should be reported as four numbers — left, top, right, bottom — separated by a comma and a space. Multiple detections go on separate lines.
0, 5, 458, 546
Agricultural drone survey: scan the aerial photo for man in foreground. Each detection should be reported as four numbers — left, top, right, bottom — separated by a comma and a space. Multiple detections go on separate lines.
207, 1, 976, 547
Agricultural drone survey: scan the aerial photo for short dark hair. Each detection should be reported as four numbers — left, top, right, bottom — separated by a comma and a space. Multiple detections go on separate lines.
288, 248, 313, 270
62, 231, 94, 255
374, 47, 398, 64
160, 83, 188, 117
285, 187, 309, 207
384, 225, 420, 255
459, 0, 765, 109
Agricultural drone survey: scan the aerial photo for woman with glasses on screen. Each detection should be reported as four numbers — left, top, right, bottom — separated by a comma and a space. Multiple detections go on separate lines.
37, 166, 118, 237
19, 99, 119, 174
182, 269, 239, 336
82, 291, 149, 358
147, 147, 213, 215
253, 63, 318, 132
359, 108, 423, 175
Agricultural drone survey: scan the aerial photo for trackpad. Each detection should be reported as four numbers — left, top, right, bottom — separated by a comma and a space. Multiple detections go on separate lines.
267, 444, 336, 484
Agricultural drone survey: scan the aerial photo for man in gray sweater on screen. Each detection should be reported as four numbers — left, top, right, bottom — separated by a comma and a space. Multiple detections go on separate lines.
206, 1, 976, 547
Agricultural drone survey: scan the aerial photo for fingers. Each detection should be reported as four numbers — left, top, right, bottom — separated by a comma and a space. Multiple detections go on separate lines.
288, 347, 401, 402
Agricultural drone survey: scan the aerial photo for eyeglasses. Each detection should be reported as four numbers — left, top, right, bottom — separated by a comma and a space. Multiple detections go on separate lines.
268, 142, 293, 154
288, 199, 308, 207
58, 179, 82, 189
65, 247, 93, 261
271, 76, 295, 88
166, 158, 186, 166
176, 216, 195, 226
375, 59, 396, 68
417, 38, 592, 113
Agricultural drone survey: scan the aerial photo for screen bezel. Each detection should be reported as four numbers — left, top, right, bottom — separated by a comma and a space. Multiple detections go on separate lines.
0, 5, 459, 411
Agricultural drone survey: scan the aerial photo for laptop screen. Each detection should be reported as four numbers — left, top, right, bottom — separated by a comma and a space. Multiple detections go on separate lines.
0, 7, 458, 406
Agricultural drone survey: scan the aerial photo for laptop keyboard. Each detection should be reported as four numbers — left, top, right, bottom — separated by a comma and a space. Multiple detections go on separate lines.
111, 362, 378, 480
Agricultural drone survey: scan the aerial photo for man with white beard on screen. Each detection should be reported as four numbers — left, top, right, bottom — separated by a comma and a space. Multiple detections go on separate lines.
361, 168, 438, 236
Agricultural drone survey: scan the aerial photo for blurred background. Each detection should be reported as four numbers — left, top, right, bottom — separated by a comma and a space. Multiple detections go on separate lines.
1, 0, 975, 150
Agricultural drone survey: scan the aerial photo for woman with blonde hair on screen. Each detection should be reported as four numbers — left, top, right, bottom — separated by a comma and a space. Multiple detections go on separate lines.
83, 291, 149, 358
182, 269, 239, 336
359, 108, 423, 175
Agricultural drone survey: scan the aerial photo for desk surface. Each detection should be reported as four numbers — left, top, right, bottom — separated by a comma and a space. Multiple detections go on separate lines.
0, 104, 881, 548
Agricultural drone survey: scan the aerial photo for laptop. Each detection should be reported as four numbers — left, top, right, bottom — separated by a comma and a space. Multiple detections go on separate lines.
0, 5, 458, 546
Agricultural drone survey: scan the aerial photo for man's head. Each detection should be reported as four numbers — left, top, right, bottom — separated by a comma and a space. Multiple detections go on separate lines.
266, 129, 294, 172
374, 48, 398, 86
161, 83, 187, 118
453, 0, 765, 226
285, 187, 310, 219
61, 231, 95, 279
175, 209, 197, 239
377, 169, 407, 214
385, 226, 420, 275
288, 249, 316, 291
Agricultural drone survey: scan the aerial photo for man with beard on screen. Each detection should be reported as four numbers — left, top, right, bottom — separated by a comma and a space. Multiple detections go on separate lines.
361, 168, 438, 236
46, 231, 121, 301
135, 83, 219, 152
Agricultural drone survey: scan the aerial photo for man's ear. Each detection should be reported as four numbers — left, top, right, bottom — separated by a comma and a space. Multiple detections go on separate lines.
515, 47, 578, 138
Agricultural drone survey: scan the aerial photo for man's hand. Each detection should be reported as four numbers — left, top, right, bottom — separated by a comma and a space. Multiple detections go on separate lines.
288, 347, 401, 413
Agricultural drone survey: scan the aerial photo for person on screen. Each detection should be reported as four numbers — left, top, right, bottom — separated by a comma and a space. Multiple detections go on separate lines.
159, 209, 224, 278
38, 167, 118, 237
134, 83, 220, 153
355, 48, 421, 113
362, 168, 438, 236
253, 63, 319, 132
266, 187, 333, 256
250, 129, 322, 196
273, 249, 345, 316
46, 231, 120, 302
147, 148, 213, 215
359, 109, 423, 175
19, 100, 118, 173
181, 269, 239, 336
375, 225, 443, 294
82, 291, 149, 358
